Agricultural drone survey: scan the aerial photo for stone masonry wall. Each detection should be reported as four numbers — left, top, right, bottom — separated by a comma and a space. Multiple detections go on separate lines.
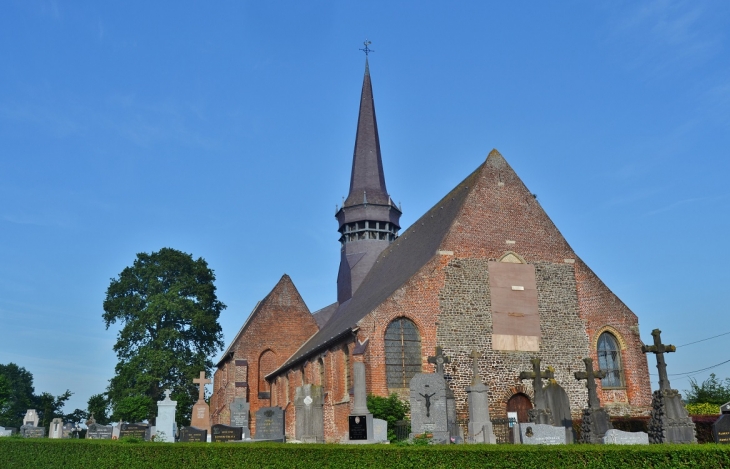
438, 258, 590, 420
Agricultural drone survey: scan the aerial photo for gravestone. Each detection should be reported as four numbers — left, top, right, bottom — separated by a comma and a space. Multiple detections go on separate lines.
211, 424, 243, 442
144, 425, 157, 441
574, 357, 612, 444
86, 423, 113, 439
20, 425, 46, 438
294, 384, 324, 443
409, 372, 449, 442
519, 423, 566, 445
466, 350, 496, 444
428, 347, 458, 440
230, 397, 250, 439
642, 329, 696, 443
191, 371, 211, 433
0, 426, 12, 437
348, 362, 374, 442
373, 418, 388, 443
713, 401, 730, 444
156, 389, 177, 442
22, 409, 40, 427
254, 406, 285, 441
48, 418, 64, 439
119, 423, 148, 439
519, 358, 552, 425
542, 368, 574, 443
602, 429, 649, 445
180, 426, 208, 442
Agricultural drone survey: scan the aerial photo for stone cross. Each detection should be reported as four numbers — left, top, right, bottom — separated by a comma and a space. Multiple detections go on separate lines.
641, 329, 676, 391
193, 371, 210, 403
519, 358, 549, 409
469, 350, 482, 385
427, 346, 451, 375
163, 389, 172, 400
574, 357, 606, 409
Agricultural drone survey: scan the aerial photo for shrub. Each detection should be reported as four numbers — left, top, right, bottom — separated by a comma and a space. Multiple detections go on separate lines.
367, 393, 409, 442
686, 402, 721, 415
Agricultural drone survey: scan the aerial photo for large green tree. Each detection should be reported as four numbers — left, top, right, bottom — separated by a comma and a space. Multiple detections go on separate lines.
103, 247, 225, 425
86, 393, 111, 425
0, 363, 36, 427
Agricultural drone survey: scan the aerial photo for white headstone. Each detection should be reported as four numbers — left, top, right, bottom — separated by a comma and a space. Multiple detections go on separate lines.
602, 429, 649, 445
156, 389, 178, 442
372, 418, 388, 443
23, 409, 39, 427
0, 426, 12, 437
48, 418, 64, 439
519, 423, 566, 445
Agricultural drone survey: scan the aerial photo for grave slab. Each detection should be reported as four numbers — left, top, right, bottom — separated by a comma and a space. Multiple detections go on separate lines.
119, 423, 147, 439
602, 429, 649, 445
230, 397, 250, 439
211, 424, 243, 442
180, 426, 208, 442
86, 423, 113, 440
254, 407, 285, 441
714, 401, 730, 444
519, 423, 566, 445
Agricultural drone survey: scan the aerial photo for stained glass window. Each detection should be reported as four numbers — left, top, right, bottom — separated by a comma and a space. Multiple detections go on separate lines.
597, 332, 624, 388
385, 318, 421, 389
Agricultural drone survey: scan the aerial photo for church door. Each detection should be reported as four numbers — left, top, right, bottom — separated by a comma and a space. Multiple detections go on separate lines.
507, 393, 532, 423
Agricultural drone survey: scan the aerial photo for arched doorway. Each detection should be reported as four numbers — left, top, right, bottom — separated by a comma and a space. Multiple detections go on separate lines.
507, 393, 532, 423
506, 393, 532, 443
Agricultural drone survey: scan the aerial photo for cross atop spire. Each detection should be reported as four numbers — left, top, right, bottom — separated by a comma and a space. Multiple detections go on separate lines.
360, 40, 373, 56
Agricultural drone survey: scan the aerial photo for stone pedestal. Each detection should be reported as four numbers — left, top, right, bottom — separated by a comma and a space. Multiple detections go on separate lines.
348, 362, 374, 442
466, 382, 496, 444
648, 389, 696, 444
191, 401, 210, 434
580, 407, 612, 444
156, 390, 177, 442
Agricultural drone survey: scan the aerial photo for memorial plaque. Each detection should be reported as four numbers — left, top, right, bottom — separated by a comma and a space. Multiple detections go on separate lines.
519, 423, 566, 445
211, 424, 243, 442
254, 407, 285, 441
119, 423, 148, 439
20, 425, 46, 438
179, 426, 208, 442
86, 423, 113, 439
349, 415, 368, 440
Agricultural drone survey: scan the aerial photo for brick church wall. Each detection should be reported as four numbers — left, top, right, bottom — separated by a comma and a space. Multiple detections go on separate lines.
210, 275, 319, 433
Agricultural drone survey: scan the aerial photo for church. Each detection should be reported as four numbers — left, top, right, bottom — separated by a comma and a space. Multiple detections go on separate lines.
209, 58, 652, 442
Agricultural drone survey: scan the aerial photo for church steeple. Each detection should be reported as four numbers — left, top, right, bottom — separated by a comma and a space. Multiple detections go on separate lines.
335, 55, 401, 304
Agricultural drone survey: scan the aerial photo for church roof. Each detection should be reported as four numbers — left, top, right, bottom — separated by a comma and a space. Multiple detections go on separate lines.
270, 155, 486, 376
344, 58, 390, 207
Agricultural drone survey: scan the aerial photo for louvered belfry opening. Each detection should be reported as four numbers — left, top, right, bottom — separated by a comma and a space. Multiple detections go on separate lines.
385, 317, 421, 389
597, 332, 624, 388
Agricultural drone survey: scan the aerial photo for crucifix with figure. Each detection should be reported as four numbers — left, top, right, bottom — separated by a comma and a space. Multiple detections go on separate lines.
519, 358, 549, 409
574, 357, 606, 409
641, 328, 676, 391
193, 371, 210, 403
428, 346, 451, 375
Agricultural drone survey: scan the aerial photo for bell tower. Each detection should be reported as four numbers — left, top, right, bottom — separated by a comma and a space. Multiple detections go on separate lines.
335, 55, 401, 304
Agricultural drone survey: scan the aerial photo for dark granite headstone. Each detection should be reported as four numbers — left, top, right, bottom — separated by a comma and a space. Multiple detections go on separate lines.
179, 426, 208, 442
349, 415, 368, 440
543, 368, 575, 444
254, 407, 285, 441
86, 423, 113, 439
20, 425, 46, 438
230, 397, 250, 438
211, 424, 243, 442
713, 402, 730, 444
119, 423, 148, 439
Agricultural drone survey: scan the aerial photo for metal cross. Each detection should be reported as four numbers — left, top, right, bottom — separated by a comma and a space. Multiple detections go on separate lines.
469, 349, 482, 385
427, 346, 451, 375
360, 40, 373, 56
641, 329, 676, 391
519, 358, 549, 409
193, 371, 211, 403
574, 357, 606, 409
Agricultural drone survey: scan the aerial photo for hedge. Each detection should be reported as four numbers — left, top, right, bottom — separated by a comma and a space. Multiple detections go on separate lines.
1, 439, 729, 469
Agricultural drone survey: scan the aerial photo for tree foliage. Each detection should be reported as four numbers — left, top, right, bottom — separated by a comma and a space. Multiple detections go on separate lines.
367, 393, 410, 442
36, 390, 72, 429
0, 363, 36, 427
684, 373, 730, 406
86, 393, 112, 425
103, 248, 225, 425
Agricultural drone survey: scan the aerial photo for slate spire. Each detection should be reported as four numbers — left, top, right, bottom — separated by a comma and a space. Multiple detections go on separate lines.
345, 57, 389, 207
335, 58, 401, 304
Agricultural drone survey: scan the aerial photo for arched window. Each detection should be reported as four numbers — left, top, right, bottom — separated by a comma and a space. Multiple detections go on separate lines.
597, 332, 624, 388
343, 345, 351, 398
385, 317, 422, 389
318, 357, 326, 388
258, 350, 277, 399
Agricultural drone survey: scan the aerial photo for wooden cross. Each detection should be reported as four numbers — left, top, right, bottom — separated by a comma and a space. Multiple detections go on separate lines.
193, 371, 211, 403
641, 328, 676, 391
574, 357, 606, 409
427, 346, 451, 375
519, 358, 549, 409
469, 349, 482, 385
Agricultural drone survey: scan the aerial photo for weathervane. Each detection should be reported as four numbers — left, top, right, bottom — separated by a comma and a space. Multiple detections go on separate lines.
360, 40, 373, 56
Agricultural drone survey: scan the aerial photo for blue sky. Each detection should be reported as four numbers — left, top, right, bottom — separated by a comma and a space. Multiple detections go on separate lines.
1, 1, 729, 413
